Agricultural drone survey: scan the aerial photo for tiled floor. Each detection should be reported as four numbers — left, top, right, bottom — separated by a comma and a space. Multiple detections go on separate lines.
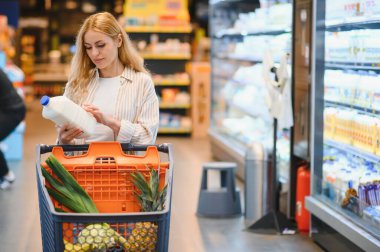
0, 100, 323, 252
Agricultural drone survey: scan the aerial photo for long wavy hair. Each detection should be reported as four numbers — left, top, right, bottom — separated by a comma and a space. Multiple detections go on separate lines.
65, 12, 147, 103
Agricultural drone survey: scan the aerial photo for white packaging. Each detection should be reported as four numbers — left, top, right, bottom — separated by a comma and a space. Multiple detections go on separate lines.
371, 74, 380, 111
355, 72, 374, 108
362, 29, 380, 63
40, 95, 97, 138
325, 31, 350, 62
324, 70, 344, 102
343, 71, 360, 104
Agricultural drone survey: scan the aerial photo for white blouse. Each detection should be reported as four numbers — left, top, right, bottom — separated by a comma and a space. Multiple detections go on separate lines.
64, 67, 159, 145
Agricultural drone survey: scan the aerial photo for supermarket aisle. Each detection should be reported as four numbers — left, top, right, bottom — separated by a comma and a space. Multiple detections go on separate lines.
0, 100, 322, 252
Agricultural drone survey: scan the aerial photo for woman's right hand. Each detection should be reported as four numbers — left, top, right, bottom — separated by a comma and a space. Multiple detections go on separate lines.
56, 124, 83, 144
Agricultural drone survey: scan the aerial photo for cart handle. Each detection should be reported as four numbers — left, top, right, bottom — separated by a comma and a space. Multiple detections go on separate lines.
39, 143, 170, 154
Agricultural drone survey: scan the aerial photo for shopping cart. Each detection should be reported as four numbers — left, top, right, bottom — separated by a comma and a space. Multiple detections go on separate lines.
36, 142, 173, 252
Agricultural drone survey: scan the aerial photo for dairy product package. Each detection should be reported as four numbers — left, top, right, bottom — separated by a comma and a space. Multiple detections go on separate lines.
40, 95, 97, 138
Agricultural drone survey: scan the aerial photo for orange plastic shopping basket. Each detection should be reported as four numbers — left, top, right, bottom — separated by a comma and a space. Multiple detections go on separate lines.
36, 142, 173, 252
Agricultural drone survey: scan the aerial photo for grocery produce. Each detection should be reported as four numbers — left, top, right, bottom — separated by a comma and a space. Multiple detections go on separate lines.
42, 155, 126, 251
42, 156, 168, 251
127, 168, 167, 251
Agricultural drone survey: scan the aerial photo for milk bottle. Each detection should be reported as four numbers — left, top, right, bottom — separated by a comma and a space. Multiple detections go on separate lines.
40, 95, 97, 138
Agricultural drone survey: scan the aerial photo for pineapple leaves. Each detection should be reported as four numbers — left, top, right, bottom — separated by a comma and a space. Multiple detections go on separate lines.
130, 172, 153, 201
130, 167, 167, 212
149, 167, 159, 201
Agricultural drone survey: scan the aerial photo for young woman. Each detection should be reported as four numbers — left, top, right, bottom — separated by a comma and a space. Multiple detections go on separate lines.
0, 68, 26, 189
57, 12, 159, 145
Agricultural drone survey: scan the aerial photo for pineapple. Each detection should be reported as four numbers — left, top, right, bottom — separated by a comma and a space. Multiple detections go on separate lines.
126, 167, 167, 251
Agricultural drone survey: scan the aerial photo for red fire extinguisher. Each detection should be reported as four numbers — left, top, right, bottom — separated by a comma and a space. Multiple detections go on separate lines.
296, 163, 310, 232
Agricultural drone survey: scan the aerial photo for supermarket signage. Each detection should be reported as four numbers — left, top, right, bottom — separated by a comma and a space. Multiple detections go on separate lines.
124, 0, 189, 27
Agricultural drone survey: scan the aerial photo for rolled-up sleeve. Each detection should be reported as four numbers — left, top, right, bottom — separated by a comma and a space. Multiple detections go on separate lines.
116, 76, 159, 145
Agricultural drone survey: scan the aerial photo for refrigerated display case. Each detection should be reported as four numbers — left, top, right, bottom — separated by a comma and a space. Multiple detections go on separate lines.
306, 1, 380, 251
208, 0, 293, 188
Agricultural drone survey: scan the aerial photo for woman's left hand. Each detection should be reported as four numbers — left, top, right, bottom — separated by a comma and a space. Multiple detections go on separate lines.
83, 104, 121, 136
83, 104, 108, 125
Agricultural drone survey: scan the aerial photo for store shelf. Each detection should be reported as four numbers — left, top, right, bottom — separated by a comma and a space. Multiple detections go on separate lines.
324, 139, 380, 163
213, 54, 262, 63
214, 28, 291, 38
214, 54, 283, 65
125, 26, 192, 33
141, 53, 191, 60
154, 81, 190, 86
326, 16, 380, 31
306, 196, 380, 252
325, 62, 380, 72
324, 100, 379, 116
159, 103, 191, 109
210, 0, 246, 5
33, 73, 68, 83
158, 127, 191, 134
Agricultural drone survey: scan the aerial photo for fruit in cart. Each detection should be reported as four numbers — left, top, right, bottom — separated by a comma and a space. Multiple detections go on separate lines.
64, 239, 90, 252
126, 167, 168, 251
126, 222, 158, 251
130, 167, 167, 212
42, 155, 128, 251
77, 223, 128, 251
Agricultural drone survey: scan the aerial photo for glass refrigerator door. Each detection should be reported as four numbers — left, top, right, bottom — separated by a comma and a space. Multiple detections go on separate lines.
308, 0, 380, 250
209, 0, 293, 182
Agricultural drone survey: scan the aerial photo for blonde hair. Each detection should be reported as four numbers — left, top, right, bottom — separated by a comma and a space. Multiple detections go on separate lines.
65, 12, 147, 103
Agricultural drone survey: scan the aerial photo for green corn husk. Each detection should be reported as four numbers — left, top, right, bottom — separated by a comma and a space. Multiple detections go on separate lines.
41, 154, 129, 250
45, 155, 98, 213
41, 166, 87, 212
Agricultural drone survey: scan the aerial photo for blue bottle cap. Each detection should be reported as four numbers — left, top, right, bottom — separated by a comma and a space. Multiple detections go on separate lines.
40, 95, 50, 106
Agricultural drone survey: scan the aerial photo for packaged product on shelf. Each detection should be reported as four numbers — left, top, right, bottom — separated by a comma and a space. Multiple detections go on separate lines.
180, 116, 191, 129
366, 0, 380, 16
343, 0, 361, 18
324, 107, 338, 139
324, 70, 343, 102
340, 71, 359, 105
375, 121, 380, 156
352, 114, 377, 152
169, 115, 181, 128
159, 113, 171, 128
334, 109, 355, 144
371, 75, 380, 111
362, 29, 380, 63
174, 91, 190, 105
325, 31, 350, 62
354, 71, 374, 108
161, 88, 179, 103
326, 0, 347, 21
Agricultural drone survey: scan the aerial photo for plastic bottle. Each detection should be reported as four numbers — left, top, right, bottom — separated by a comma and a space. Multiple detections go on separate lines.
40, 95, 97, 138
